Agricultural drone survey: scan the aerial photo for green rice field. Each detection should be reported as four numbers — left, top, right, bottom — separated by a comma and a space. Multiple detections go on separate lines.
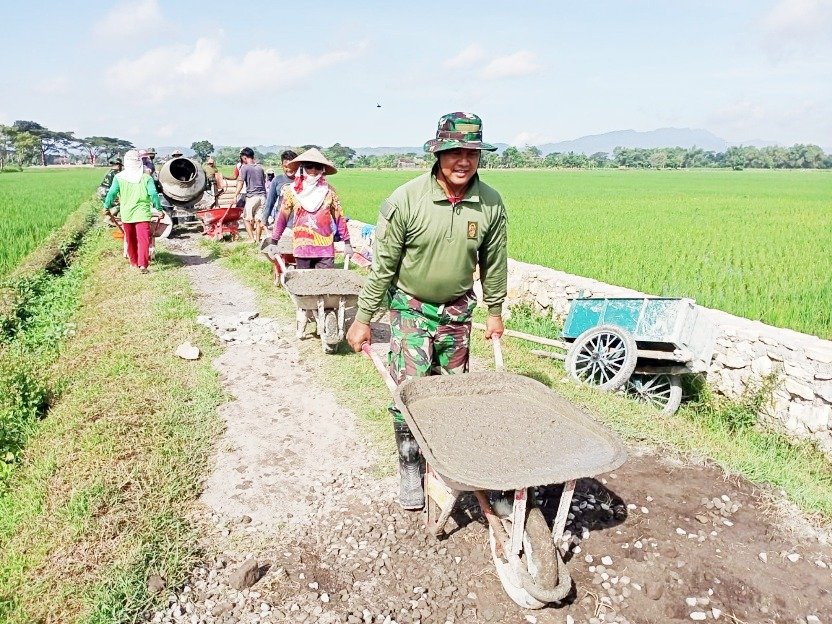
0, 168, 102, 276
331, 169, 832, 339
3, 167, 831, 338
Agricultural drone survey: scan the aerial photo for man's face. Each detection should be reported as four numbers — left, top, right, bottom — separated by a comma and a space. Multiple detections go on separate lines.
437, 148, 480, 188
282, 159, 293, 177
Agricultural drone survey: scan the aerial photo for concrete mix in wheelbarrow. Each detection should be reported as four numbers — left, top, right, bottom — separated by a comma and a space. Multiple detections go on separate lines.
396, 372, 627, 491
283, 270, 365, 296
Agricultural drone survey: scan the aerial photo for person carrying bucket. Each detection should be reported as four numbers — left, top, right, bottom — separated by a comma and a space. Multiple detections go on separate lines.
346, 112, 508, 510
270, 148, 353, 269
103, 149, 163, 274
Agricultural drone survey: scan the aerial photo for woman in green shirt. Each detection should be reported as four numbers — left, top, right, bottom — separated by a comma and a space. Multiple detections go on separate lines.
103, 150, 162, 273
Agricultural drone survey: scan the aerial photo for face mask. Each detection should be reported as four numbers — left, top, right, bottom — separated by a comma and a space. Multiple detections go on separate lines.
304, 171, 322, 185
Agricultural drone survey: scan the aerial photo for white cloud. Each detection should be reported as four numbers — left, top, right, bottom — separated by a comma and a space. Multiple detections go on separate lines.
709, 100, 767, 133
106, 37, 366, 103
93, 0, 164, 39
479, 50, 540, 80
760, 0, 832, 55
510, 131, 549, 147
32, 76, 70, 96
444, 44, 486, 69
443, 45, 542, 80
155, 123, 175, 139
706, 99, 771, 140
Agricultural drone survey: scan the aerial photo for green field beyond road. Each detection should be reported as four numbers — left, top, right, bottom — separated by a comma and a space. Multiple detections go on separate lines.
0, 168, 102, 276
3, 168, 830, 338
333, 169, 832, 339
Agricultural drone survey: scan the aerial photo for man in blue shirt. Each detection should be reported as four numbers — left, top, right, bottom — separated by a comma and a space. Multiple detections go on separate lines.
260, 149, 298, 228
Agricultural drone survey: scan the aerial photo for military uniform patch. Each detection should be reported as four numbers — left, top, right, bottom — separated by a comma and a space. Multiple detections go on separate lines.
467, 221, 478, 239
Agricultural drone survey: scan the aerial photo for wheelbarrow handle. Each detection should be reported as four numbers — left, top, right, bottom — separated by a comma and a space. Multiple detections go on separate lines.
106, 212, 124, 232
361, 342, 398, 395
492, 336, 505, 373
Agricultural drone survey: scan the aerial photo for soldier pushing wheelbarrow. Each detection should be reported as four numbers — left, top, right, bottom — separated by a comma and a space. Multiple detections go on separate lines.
347, 112, 507, 509
349, 113, 628, 609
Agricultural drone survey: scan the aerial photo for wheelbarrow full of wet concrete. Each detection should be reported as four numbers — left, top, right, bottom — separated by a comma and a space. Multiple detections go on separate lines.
282, 268, 365, 354
362, 339, 627, 609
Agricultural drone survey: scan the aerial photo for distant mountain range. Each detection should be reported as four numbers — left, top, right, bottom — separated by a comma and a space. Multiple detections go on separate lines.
536, 128, 728, 155
155, 128, 823, 159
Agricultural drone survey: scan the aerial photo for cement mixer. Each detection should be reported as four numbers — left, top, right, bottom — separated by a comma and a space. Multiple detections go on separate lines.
155, 157, 209, 237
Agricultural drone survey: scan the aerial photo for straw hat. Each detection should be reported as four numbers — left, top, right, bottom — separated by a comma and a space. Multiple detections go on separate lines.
287, 147, 337, 176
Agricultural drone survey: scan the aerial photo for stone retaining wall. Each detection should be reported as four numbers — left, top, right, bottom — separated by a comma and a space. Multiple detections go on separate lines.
346, 220, 832, 454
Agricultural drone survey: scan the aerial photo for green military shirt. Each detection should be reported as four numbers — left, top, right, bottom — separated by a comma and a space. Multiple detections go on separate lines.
356, 167, 508, 324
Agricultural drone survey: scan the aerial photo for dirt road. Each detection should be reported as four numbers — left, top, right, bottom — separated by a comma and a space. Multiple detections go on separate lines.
150, 233, 832, 624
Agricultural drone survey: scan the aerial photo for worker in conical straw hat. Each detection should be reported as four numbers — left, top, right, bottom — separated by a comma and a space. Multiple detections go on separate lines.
270, 147, 352, 269
346, 112, 507, 510
102, 149, 163, 274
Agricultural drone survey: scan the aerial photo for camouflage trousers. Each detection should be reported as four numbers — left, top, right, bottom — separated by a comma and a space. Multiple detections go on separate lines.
388, 288, 477, 424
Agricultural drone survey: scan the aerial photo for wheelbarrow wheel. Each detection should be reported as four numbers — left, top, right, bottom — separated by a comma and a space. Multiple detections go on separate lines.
489, 507, 559, 609
157, 213, 174, 239
565, 325, 637, 392
625, 373, 683, 414
322, 311, 339, 343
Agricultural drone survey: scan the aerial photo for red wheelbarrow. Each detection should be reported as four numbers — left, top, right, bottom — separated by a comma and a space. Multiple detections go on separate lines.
195, 205, 242, 241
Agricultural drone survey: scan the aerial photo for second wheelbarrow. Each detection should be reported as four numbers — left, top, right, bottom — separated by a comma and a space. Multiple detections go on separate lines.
282, 268, 365, 353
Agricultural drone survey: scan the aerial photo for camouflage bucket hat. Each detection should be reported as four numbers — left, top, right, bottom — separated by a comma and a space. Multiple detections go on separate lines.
423, 112, 497, 153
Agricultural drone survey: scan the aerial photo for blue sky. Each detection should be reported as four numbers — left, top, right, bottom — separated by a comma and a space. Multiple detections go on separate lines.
2, 0, 830, 149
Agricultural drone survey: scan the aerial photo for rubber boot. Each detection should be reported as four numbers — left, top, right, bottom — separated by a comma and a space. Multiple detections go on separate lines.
393, 421, 424, 510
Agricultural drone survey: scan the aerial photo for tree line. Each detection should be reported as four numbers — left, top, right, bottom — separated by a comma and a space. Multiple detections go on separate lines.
480, 144, 831, 170
2, 119, 829, 171
0, 120, 134, 170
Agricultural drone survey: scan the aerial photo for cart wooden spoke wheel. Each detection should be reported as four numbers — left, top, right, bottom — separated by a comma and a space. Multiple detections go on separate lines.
625, 373, 683, 414
565, 324, 637, 391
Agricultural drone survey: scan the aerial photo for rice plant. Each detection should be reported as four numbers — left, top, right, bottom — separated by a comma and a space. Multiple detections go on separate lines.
0, 168, 101, 276
333, 168, 832, 338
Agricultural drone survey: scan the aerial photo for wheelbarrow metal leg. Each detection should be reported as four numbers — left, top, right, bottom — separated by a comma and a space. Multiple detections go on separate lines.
475, 490, 513, 561
317, 297, 326, 352
509, 488, 527, 556
552, 480, 576, 549
424, 465, 460, 537
296, 309, 307, 338
337, 296, 346, 342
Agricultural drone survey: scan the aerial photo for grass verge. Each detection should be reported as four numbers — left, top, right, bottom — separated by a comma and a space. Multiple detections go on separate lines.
0, 228, 225, 623
212, 242, 832, 523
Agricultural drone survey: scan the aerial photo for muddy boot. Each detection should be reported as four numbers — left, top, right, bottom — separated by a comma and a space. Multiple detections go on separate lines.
394, 421, 424, 510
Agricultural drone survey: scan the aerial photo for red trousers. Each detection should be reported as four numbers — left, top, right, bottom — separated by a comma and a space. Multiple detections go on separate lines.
123, 221, 151, 269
